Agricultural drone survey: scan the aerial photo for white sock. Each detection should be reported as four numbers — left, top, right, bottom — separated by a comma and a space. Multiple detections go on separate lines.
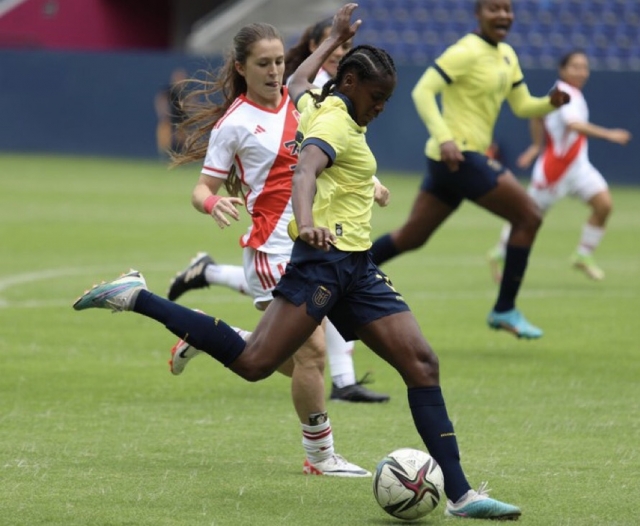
231, 327, 252, 341
577, 224, 605, 256
204, 264, 249, 294
497, 224, 511, 256
302, 418, 334, 463
325, 320, 356, 387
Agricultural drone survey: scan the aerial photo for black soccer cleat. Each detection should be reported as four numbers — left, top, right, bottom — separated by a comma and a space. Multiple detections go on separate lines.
167, 252, 214, 301
330, 373, 390, 403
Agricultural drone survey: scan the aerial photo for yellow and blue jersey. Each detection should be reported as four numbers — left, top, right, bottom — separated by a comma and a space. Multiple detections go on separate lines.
412, 33, 555, 160
292, 91, 376, 252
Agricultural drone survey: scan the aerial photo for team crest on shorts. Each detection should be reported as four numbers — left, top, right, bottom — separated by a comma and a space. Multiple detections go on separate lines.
312, 285, 331, 307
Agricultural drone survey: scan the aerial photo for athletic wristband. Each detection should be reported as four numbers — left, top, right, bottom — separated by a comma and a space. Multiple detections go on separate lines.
372, 175, 381, 184
203, 195, 221, 215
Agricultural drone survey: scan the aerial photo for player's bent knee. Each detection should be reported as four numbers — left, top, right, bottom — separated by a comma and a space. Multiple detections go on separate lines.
231, 349, 280, 382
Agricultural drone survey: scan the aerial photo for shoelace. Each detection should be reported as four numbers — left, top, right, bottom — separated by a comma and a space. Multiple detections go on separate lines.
356, 372, 375, 386
475, 481, 491, 497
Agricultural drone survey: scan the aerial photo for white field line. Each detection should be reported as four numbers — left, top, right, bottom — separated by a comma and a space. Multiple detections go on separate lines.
0, 265, 636, 309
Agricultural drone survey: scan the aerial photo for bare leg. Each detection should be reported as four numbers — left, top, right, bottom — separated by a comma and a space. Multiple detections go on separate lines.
389, 191, 455, 253
290, 326, 326, 422
475, 171, 541, 247
476, 171, 543, 336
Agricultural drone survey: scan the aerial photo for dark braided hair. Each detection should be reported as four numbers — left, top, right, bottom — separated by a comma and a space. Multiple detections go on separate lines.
309, 45, 396, 106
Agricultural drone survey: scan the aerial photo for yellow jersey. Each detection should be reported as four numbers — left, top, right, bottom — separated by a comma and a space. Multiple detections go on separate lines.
412, 33, 555, 160
290, 91, 376, 252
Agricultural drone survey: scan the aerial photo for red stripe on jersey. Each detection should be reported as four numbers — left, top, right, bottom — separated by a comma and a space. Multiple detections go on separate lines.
241, 97, 298, 249
541, 130, 585, 185
202, 166, 229, 175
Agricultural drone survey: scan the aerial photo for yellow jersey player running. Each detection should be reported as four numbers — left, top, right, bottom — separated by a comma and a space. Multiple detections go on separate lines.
370, 0, 570, 339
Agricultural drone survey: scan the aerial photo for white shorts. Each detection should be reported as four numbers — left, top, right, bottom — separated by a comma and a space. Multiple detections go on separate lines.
529, 158, 608, 213
242, 247, 290, 306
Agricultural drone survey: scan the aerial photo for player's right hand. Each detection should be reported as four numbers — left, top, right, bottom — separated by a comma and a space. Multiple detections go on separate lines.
440, 141, 465, 172
210, 197, 244, 229
516, 145, 540, 169
299, 225, 336, 251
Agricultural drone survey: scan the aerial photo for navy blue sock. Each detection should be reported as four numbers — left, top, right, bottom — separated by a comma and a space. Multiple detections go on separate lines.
494, 245, 531, 312
408, 386, 471, 502
370, 233, 400, 265
133, 290, 245, 367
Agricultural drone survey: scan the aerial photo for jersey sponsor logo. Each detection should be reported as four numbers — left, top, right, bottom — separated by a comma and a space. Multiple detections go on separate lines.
312, 285, 331, 308
335, 223, 343, 237
254, 124, 266, 134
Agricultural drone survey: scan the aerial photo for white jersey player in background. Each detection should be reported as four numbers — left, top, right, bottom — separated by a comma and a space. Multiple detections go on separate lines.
488, 50, 631, 281
168, 17, 391, 404
166, 21, 371, 476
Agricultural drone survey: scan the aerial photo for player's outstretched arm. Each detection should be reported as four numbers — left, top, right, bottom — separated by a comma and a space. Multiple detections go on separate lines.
567, 121, 632, 145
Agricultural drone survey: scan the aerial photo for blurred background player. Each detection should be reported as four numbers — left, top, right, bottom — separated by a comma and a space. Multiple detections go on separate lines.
488, 50, 632, 282
167, 16, 390, 404
165, 20, 370, 476
369, 0, 570, 340
154, 67, 188, 156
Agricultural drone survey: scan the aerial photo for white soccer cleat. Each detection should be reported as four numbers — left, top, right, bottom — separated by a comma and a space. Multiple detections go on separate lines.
73, 270, 147, 312
445, 482, 521, 520
571, 253, 605, 281
168, 338, 202, 375
303, 454, 371, 477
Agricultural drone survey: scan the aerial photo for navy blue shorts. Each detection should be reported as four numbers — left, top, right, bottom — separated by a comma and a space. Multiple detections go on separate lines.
420, 151, 507, 209
273, 240, 410, 341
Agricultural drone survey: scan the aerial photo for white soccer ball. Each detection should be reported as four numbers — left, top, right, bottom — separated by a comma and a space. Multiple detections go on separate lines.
373, 448, 444, 521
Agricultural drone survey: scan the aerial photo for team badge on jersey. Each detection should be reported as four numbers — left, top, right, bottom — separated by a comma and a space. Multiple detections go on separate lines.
312, 285, 331, 307
335, 223, 343, 236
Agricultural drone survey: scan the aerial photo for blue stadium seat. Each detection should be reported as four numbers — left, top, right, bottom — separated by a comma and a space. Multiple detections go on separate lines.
351, 0, 635, 70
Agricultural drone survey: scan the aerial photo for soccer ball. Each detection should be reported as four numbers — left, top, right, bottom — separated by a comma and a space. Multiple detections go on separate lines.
373, 448, 444, 521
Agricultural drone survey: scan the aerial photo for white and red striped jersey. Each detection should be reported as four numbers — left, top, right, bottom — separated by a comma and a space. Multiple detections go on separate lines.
201, 88, 299, 253
539, 79, 589, 186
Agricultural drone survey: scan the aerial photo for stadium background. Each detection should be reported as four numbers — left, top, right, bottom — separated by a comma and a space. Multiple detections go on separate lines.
0, 0, 638, 183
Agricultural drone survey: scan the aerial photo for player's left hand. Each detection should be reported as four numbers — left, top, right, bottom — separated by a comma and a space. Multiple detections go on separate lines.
299, 225, 336, 251
330, 3, 362, 43
549, 87, 570, 107
374, 179, 390, 207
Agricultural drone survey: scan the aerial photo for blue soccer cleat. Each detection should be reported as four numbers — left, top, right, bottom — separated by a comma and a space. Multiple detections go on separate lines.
487, 308, 543, 339
73, 270, 147, 312
445, 482, 521, 520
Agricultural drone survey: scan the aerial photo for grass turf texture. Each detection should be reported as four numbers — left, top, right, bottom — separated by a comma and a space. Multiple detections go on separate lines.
1, 153, 638, 525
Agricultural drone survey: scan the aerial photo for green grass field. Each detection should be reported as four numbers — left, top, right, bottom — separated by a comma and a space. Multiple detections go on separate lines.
1, 154, 638, 526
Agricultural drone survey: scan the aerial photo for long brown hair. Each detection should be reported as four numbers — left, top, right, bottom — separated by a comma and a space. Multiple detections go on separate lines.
171, 23, 283, 196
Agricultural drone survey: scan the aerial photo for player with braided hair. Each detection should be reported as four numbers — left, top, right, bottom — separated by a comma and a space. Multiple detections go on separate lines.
73, 4, 521, 518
